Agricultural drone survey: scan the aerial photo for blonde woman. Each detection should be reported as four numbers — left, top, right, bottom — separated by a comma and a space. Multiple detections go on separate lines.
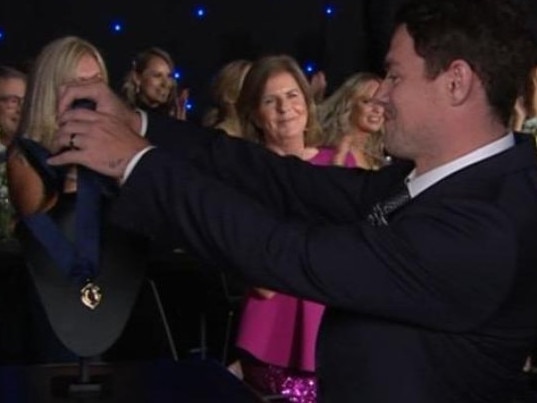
10, 36, 108, 212
318, 72, 387, 169
122, 47, 187, 120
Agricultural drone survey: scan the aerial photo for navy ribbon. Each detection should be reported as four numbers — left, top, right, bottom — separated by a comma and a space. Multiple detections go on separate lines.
17, 139, 103, 286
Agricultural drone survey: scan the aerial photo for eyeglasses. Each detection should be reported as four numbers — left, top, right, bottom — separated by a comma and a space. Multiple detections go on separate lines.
0, 95, 24, 106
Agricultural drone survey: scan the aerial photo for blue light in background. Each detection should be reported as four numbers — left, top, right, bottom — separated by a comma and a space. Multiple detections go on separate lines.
304, 62, 316, 74
110, 20, 124, 33
0, 29, 5, 41
195, 7, 206, 18
325, 5, 334, 16
173, 69, 182, 80
186, 101, 194, 111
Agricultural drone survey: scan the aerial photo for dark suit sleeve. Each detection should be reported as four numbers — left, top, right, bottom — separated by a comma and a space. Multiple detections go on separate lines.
144, 113, 406, 222
112, 149, 516, 332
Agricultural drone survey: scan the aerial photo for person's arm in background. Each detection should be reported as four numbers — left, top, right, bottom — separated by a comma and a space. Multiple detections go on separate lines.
310, 71, 327, 104
253, 288, 276, 299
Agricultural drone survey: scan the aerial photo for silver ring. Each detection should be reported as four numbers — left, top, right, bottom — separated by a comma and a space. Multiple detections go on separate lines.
69, 133, 77, 149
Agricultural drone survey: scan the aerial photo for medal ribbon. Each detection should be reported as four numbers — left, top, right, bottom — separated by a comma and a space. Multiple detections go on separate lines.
18, 139, 102, 287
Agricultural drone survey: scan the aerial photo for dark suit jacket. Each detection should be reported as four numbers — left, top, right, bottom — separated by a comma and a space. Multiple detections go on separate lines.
111, 114, 537, 402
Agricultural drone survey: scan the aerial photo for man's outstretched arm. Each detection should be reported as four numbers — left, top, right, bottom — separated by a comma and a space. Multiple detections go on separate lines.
110, 147, 514, 332
50, 80, 395, 222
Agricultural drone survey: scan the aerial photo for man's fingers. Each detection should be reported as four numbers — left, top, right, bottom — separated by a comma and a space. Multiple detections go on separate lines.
47, 149, 82, 167
57, 80, 103, 116
57, 104, 99, 127
53, 118, 94, 154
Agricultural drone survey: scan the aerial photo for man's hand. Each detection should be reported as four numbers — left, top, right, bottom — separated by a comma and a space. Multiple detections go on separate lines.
57, 79, 142, 137
48, 81, 150, 179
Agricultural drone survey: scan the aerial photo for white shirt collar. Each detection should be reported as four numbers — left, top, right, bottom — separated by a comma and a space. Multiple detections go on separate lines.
406, 133, 515, 197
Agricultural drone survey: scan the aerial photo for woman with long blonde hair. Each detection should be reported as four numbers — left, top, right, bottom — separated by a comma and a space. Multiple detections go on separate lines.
318, 72, 387, 169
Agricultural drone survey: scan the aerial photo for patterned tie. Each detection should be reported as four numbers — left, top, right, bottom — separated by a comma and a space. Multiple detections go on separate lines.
366, 184, 411, 226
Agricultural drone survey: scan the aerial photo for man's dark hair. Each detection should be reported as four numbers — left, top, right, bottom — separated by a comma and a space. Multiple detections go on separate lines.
396, 0, 537, 126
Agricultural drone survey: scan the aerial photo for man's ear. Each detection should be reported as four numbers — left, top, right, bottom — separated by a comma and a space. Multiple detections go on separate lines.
444, 59, 474, 106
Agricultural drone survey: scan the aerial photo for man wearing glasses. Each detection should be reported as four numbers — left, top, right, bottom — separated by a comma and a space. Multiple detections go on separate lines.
0, 66, 26, 162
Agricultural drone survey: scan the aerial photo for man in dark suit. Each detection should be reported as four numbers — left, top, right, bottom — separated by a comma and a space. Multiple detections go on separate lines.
48, 0, 537, 401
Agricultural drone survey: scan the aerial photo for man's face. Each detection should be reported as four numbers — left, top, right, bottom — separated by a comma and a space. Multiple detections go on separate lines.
0, 77, 26, 143
373, 25, 443, 162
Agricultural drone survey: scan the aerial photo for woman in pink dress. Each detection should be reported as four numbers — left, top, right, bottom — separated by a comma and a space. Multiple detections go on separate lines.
231, 56, 381, 402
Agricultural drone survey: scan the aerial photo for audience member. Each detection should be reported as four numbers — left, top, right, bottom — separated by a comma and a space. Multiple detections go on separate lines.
122, 47, 188, 120
0, 66, 26, 161
318, 72, 387, 169
512, 64, 537, 136
49, 0, 537, 401
0, 65, 26, 240
11, 37, 109, 208
202, 59, 252, 137
231, 54, 330, 401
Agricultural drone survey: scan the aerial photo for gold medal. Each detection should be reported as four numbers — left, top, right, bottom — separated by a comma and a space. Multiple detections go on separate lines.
80, 282, 102, 310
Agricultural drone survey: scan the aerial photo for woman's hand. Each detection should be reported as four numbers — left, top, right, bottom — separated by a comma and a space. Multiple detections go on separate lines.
332, 135, 352, 166
173, 88, 190, 121
512, 96, 527, 131
254, 287, 276, 299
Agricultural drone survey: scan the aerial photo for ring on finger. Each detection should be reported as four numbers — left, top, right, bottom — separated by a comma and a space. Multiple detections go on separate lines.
69, 133, 77, 149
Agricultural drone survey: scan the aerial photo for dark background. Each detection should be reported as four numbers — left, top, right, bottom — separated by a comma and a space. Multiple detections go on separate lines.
1, 0, 537, 120
0, 0, 407, 120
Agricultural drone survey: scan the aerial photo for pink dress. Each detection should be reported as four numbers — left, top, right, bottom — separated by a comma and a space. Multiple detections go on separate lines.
236, 147, 356, 402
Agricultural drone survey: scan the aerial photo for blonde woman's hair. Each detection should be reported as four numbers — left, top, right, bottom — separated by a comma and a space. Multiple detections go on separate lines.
203, 59, 252, 131
236, 54, 322, 146
19, 36, 108, 150
318, 72, 386, 169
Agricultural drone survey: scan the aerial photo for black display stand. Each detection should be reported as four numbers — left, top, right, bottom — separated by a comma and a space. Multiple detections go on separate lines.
14, 194, 161, 400
64, 357, 107, 399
